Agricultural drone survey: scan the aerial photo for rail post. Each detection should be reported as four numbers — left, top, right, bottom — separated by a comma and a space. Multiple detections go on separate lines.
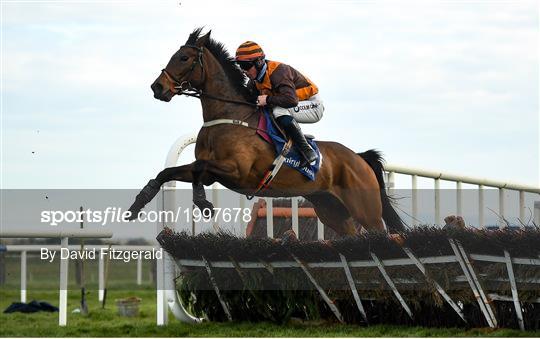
98, 252, 104, 301
137, 256, 142, 285
156, 189, 167, 326
59, 237, 69, 326
535, 201, 540, 226
291, 197, 299, 236
387, 171, 395, 196
499, 188, 506, 229
239, 195, 246, 236
519, 191, 525, 226
411, 174, 418, 226
434, 178, 441, 225
212, 183, 219, 232
266, 198, 274, 238
456, 181, 462, 216
479, 184, 485, 228
20, 251, 27, 303
317, 218, 324, 240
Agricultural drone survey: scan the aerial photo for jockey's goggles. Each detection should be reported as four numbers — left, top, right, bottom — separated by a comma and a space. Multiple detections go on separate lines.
237, 60, 255, 71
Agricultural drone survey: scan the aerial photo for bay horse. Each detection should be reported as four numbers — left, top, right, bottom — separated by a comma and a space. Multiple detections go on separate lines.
127, 28, 405, 236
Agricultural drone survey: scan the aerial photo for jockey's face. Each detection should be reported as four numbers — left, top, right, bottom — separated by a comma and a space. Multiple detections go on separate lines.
238, 60, 258, 80
244, 65, 257, 80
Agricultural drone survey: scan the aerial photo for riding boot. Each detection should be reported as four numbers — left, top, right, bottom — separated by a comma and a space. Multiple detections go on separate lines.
276, 115, 318, 166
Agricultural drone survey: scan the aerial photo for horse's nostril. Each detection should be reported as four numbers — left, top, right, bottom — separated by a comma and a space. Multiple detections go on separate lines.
151, 82, 163, 94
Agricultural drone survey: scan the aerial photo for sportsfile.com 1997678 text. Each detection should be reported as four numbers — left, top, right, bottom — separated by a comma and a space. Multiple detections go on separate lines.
40, 207, 252, 226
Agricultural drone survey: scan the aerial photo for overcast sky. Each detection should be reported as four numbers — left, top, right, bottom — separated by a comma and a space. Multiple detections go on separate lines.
2, 0, 538, 191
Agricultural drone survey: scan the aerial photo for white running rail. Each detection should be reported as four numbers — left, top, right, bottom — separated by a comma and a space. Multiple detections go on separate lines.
385, 165, 540, 228
0, 229, 113, 326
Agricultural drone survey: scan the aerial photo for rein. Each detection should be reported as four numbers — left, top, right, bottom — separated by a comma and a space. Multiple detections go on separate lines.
178, 87, 258, 107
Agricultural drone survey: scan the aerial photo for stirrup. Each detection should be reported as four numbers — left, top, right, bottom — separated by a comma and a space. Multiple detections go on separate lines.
297, 144, 317, 168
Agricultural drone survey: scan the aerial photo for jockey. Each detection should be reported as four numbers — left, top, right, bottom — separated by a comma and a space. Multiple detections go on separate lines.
235, 41, 324, 165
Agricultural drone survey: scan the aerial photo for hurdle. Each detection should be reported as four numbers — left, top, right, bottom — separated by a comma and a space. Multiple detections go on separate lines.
157, 133, 540, 328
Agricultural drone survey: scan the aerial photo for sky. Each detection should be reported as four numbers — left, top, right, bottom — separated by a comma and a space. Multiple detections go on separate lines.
1, 0, 538, 190
1, 1, 539, 234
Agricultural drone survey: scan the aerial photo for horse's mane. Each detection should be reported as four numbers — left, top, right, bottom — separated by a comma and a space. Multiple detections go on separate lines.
186, 28, 257, 102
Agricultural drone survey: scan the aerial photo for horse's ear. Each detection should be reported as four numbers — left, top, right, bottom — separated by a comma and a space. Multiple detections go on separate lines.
197, 30, 211, 47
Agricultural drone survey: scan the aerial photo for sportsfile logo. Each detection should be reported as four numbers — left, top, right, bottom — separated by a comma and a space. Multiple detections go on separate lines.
41, 207, 135, 226
40, 206, 252, 226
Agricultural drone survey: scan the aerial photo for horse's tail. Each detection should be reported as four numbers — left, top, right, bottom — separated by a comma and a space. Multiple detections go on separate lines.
357, 150, 406, 233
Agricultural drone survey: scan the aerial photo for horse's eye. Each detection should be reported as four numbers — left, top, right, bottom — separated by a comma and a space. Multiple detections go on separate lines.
180, 55, 189, 62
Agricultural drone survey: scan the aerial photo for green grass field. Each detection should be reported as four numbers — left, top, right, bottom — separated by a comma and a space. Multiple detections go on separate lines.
1, 253, 539, 337
2, 288, 540, 337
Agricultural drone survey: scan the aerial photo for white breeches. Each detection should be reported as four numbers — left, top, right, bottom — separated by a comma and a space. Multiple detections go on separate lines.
272, 94, 324, 123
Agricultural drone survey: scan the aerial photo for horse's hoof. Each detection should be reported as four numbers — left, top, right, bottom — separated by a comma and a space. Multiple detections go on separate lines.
125, 208, 140, 221
193, 199, 215, 216
125, 179, 162, 221
125, 202, 143, 221
281, 229, 298, 245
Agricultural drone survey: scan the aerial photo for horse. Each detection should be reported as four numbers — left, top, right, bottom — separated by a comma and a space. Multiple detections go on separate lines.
127, 28, 406, 237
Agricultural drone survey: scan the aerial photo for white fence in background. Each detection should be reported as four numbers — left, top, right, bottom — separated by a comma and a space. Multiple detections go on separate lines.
2, 244, 157, 303
385, 165, 540, 228
0, 229, 113, 326
164, 134, 540, 235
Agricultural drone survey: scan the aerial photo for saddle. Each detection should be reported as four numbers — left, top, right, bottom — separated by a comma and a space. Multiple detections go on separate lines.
255, 109, 322, 181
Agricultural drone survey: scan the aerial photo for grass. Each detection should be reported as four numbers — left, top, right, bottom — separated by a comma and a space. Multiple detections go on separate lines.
1, 289, 539, 337
1, 252, 539, 337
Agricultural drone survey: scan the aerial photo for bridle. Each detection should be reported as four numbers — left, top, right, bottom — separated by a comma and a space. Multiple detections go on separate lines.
160, 44, 257, 108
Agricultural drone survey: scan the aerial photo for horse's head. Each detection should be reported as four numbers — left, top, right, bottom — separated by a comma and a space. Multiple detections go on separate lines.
151, 31, 211, 102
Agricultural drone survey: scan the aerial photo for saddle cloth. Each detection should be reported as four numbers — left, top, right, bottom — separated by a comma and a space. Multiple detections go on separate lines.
256, 109, 322, 181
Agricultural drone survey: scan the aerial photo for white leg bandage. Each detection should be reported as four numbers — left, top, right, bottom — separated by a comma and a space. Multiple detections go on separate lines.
272, 94, 324, 123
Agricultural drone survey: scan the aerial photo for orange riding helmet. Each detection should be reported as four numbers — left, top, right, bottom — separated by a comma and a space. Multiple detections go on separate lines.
235, 41, 265, 62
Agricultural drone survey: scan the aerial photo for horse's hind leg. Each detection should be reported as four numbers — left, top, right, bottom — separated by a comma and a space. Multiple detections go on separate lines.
304, 192, 358, 236
335, 187, 385, 232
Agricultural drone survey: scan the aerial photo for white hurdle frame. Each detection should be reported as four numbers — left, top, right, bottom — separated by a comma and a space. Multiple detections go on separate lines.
0, 229, 113, 326
157, 134, 203, 326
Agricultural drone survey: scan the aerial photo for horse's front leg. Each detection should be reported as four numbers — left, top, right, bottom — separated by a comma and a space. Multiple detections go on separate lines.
127, 159, 242, 220
127, 163, 195, 220
190, 159, 243, 214
192, 182, 214, 215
